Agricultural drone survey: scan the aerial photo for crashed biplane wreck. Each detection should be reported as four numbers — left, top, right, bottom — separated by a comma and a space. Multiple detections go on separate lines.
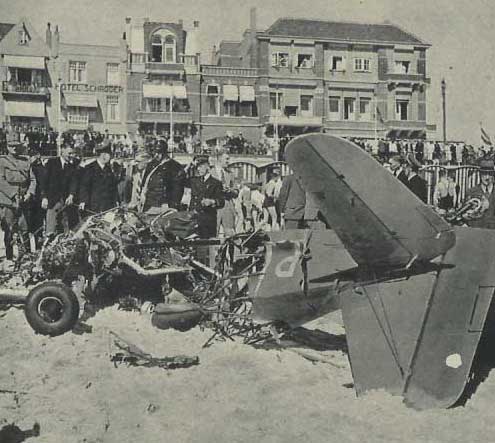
1, 133, 495, 410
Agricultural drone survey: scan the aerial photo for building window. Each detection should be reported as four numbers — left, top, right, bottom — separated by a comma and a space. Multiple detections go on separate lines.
394, 61, 410, 74
296, 54, 314, 69
270, 92, 282, 115
206, 85, 219, 116
151, 35, 163, 62
164, 35, 176, 63
69, 61, 87, 83
396, 100, 409, 121
271, 52, 289, 68
329, 96, 340, 120
148, 98, 161, 112
330, 56, 345, 71
354, 58, 371, 72
18, 29, 29, 45
300, 95, 313, 117
239, 102, 257, 117
224, 101, 239, 117
343, 98, 355, 120
106, 63, 119, 85
106, 96, 119, 122
359, 98, 371, 121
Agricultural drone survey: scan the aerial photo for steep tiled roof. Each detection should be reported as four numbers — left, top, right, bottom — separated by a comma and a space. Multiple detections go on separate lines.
266, 18, 427, 45
0, 23, 15, 43
0, 18, 50, 56
218, 41, 241, 57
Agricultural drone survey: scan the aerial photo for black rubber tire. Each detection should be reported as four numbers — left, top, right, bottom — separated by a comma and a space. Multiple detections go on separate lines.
24, 281, 80, 336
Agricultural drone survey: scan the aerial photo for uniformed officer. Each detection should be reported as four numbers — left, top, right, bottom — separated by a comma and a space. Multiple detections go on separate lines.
189, 156, 225, 238
0, 132, 36, 260
140, 139, 185, 213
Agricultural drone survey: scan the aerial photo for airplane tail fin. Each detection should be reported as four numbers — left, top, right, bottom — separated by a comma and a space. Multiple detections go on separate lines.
341, 227, 495, 409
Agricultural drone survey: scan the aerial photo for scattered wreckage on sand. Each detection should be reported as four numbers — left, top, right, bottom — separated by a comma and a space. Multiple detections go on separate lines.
2, 133, 495, 411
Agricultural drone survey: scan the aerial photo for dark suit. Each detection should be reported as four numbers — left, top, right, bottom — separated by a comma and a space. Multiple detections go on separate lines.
394, 168, 409, 187
142, 157, 185, 211
407, 174, 428, 203
278, 174, 306, 228
190, 174, 225, 238
79, 160, 118, 213
41, 157, 77, 209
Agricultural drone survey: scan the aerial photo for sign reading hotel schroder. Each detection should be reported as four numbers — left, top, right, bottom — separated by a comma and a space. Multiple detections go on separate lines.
60, 83, 123, 93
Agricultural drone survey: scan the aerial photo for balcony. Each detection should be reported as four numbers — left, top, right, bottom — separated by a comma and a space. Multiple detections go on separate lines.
384, 73, 430, 84
2, 81, 50, 97
268, 114, 323, 127
136, 111, 193, 124
201, 65, 259, 77
67, 114, 89, 128
145, 62, 185, 75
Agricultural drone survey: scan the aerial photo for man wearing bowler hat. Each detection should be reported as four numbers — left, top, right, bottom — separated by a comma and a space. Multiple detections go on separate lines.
0, 132, 36, 260
465, 159, 495, 229
79, 144, 118, 214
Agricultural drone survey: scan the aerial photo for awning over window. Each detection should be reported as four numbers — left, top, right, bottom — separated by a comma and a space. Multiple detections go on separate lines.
283, 89, 300, 107
173, 85, 187, 99
4, 100, 45, 117
3, 55, 45, 70
223, 85, 239, 102
143, 83, 173, 98
64, 94, 98, 108
239, 85, 255, 102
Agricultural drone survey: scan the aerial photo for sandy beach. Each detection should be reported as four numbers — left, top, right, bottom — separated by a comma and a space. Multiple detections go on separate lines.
1, 306, 495, 443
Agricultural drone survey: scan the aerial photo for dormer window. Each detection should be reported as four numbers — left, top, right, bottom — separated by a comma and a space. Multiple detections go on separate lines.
164, 35, 176, 63
150, 30, 177, 63
18, 29, 29, 45
151, 35, 162, 62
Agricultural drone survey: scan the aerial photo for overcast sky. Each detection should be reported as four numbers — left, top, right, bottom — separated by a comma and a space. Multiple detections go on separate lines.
2, 0, 494, 144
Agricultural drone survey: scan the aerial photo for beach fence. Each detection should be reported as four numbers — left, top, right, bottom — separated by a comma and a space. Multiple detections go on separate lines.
423, 165, 480, 206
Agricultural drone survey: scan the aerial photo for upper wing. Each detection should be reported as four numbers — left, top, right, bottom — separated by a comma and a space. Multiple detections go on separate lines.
285, 134, 455, 268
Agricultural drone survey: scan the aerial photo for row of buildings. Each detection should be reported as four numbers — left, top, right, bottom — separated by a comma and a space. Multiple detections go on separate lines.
0, 10, 435, 144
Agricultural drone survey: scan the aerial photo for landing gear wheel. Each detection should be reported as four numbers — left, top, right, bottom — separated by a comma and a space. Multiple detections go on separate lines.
24, 282, 80, 336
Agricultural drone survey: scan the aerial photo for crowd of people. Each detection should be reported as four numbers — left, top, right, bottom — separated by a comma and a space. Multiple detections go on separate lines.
2, 122, 495, 264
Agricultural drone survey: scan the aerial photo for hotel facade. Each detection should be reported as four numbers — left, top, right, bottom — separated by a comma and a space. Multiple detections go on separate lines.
0, 12, 435, 142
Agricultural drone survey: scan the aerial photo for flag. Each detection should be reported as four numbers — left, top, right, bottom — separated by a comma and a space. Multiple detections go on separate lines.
480, 123, 492, 146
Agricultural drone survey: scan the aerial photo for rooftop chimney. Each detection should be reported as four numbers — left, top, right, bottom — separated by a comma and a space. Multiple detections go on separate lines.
211, 44, 217, 65
178, 19, 183, 27
125, 17, 131, 43
53, 25, 60, 57
250, 8, 257, 31
45, 23, 52, 48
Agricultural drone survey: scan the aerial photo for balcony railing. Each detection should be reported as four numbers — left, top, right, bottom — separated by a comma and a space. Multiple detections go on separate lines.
2, 81, 50, 95
136, 111, 193, 124
384, 73, 429, 83
67, 114, 89, 125
145, 62, 185, 73
201, 65, 259, 77
268, 114, 323, 127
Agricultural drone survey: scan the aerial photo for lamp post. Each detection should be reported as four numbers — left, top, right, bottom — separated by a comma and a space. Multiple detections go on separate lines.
441, 78, 447, 146
169, 83, 174, 155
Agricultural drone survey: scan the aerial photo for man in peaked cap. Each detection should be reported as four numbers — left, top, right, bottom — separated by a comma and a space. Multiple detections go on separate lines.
0, 132, 36, 260
140, 138, 185, 213
188, 156, 225, 238
79, 144, 118, 214
404, 153, 428, 203
464, 159, 495, 229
